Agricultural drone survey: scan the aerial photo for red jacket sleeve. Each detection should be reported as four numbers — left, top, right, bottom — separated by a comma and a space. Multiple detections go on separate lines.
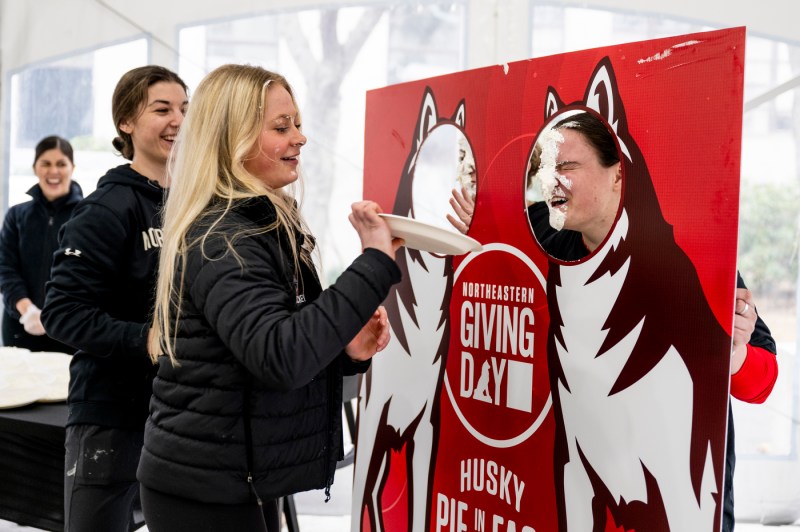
730, 344, 778, 403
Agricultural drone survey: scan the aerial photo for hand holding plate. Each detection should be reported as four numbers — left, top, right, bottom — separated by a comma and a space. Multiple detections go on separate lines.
349, 201, 403, 259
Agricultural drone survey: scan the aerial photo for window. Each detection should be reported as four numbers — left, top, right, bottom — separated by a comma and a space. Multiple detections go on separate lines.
6, 39, 148, 207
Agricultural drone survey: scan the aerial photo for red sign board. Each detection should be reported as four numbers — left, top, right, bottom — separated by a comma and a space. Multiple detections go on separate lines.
355, 28, 744, 532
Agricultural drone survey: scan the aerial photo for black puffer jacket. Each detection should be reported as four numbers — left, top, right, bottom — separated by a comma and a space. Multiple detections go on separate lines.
137, 197, 401, 504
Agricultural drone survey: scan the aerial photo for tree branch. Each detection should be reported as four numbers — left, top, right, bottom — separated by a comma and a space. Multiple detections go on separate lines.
281, 13, 320, 72
341, 8, 386, 73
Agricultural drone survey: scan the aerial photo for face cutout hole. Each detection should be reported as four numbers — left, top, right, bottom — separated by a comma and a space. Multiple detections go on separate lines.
411, 124, 477, 232
525, 110, 623, 261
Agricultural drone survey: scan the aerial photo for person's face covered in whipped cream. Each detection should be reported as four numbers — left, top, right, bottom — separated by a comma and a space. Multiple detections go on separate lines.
536, 112, 622, 251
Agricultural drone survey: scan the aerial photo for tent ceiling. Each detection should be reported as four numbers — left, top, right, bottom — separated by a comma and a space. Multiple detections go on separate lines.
1, 0, 797, 75
575, 0, 796, 44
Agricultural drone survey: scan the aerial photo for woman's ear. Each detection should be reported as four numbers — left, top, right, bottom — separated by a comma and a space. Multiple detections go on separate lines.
611, 162, 623, 193
119, 121, 133, 135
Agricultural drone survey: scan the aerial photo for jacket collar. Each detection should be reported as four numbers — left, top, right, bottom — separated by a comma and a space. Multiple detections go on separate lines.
96, 164, 164, 201
231, 196, 278, 226
230, 196, 311, 251
27, 181, 84, 208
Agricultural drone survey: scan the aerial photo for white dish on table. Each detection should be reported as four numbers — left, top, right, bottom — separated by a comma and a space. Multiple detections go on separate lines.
0, 385, 43, 409
37, 380, 70, 403
0, 349, 71, 406
0, 375, 42, 409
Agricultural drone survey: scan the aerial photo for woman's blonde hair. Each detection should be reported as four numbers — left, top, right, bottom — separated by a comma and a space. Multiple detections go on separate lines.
150, 64, 311, 364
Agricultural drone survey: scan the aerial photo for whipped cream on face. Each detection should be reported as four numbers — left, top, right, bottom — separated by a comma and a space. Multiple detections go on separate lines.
536, 127, 571, 230
456, 135, 476, 195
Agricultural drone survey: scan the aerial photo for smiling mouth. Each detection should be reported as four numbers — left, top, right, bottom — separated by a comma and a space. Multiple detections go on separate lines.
45, 178, 62, 185
550, 197, 567, 208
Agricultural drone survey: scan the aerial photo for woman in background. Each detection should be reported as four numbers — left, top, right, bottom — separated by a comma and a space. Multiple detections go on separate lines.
0, 135, 82, 353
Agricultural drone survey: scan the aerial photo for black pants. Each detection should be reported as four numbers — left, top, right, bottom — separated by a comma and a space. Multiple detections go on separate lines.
64, 425, 144, 532
140, 484, 280, 532
722, 404, 736, 532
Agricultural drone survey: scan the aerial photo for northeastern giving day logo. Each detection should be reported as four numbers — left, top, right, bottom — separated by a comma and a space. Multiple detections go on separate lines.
446, 243, 550, 447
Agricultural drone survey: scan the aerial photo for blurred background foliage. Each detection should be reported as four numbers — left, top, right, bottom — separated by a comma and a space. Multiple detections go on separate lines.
739, 179, 799, 304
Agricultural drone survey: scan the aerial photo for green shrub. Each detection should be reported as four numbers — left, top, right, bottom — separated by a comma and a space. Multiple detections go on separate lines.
738, 179, 799, 302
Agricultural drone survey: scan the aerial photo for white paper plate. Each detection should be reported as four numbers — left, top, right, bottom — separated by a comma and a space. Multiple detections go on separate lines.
379, 214, 482, 256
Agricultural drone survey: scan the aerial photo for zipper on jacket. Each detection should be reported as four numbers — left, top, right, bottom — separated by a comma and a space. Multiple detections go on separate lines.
248, 473, 263, 506
323, 367, 338, 503
243, 375, 263, 506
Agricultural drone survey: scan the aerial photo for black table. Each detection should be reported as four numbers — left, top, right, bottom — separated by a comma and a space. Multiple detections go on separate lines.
0, 402, 300, 532
0, 402, 68, 531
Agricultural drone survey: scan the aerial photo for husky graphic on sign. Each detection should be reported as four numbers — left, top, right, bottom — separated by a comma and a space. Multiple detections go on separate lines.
357, 27, 743, 532
353, 88, 471, 532
531, 57, 731, 531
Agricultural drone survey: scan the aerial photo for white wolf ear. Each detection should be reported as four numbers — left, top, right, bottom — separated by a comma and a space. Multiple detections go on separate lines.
416, 89, 438, 151
584, 58, 631, 160
544, 88, 563, 120
452, 100, 466, 128
405, 88, 439, 172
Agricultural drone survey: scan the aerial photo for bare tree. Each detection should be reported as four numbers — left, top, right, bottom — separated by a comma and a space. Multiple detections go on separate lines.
281, 8, 386, 253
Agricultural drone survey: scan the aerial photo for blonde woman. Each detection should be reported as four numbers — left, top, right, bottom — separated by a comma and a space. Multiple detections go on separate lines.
136, 64, 402, 531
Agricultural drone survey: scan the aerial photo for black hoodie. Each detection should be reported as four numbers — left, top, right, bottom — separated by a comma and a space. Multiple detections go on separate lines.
42, 164, 164, 429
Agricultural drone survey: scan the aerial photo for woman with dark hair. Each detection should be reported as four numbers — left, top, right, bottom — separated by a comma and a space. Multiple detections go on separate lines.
527, 111, 622, 259
528, 111, 777, 531
42, 65, 188, 532
0, 135, 81, 353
